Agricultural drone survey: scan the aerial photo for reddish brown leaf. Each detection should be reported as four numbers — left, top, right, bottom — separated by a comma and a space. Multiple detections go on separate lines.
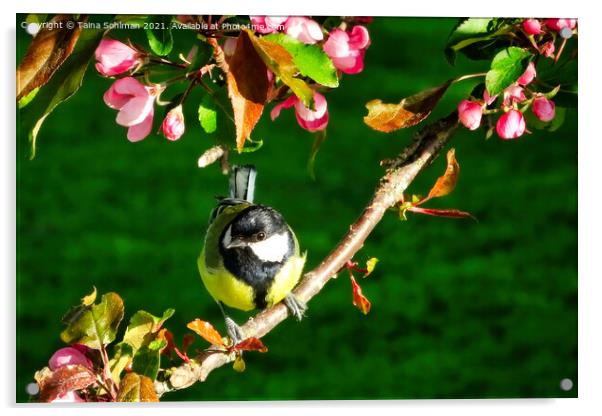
350, 275, 371, 315
226, 31, 269, 152
187, 319, 225, 346
408, 206, 476, 220
17, 15, 83, 101
364, 80, 452, 132
427, 148, 460, 200
231, 337, 268, 353
116, 372, 159, 402
37, 365, 96, 402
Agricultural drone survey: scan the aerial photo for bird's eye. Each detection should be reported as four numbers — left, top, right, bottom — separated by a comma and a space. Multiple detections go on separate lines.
257, 232, 266, 241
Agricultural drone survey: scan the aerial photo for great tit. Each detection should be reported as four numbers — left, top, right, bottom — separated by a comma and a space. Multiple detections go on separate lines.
198, 165, 307, 342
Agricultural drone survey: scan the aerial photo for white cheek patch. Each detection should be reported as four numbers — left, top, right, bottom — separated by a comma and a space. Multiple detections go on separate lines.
222, 226, 232, 247
249, 232, 290, 263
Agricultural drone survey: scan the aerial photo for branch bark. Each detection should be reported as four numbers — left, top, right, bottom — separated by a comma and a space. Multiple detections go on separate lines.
154, 112, 459, 397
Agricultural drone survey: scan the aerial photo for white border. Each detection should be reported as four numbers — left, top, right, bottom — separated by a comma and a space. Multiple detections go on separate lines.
4, 1, 600, 415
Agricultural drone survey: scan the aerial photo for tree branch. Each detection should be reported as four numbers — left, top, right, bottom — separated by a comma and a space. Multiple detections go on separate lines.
154, 112, 459, 397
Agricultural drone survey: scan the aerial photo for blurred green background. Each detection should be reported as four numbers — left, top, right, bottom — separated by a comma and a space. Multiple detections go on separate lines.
16, 17, 577, 401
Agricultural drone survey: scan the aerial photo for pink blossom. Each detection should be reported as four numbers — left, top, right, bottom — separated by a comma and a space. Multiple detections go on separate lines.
544, 18, 577, 32
503, 85, 527, 106
457, 100, 483, 130
50, 391, 85, 403
271, 91, 329, 132
284, 17, 324, 44
522, 19, 543, 35
250, 16, 288, 34
49, 346, 93, 371
103, 77, 156, 142
541, 41, 556, 58
483, 89, 498, 106
323, 26, 371, 74
496, 109, 526, 139
162, 105, 185, 141
94, 38, 141, 77
532, 97, 556, 122
517, 62, 537, 86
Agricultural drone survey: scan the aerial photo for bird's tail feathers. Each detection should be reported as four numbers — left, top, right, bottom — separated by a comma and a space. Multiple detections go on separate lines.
229, 165, 257, 203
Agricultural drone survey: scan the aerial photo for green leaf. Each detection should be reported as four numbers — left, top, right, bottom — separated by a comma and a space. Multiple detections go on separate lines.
485, 47, 532, 96
109, 342, 133, 383
444, 18, 493, 64
263, 33, 339, 88
18, 27, 105, 158
18, 87, 39, 109
131, 339, 166, 380
60, 292, 125, 349
122, 309, 174, 352
144, 15, 174, 56
240, 137, 264, 153
198, 89, 236, 147
199, 94, 218, 134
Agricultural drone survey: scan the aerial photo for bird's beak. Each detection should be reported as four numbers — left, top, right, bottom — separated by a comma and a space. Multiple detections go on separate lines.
226, 237, 246, 249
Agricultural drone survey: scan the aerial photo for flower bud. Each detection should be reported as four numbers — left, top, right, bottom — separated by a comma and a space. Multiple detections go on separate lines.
541, 41, 556, 58
522, 19, 543, 35
271, 91, 329, 132
496, 109, 526, 140
457, 100, 483, 130
517, 62, 537, 86
503, 84, 527, 106
48, 346, 93, 371
544, 18, 577, 32
162, 105, 185, 141
532, 96, 556, 122
323, 26, 371, 74
94, 38, 141, 77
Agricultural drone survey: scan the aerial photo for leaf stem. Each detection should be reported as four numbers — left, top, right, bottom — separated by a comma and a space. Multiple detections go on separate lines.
452, 72, 488, 83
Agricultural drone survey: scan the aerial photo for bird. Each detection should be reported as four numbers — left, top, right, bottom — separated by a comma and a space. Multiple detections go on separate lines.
197, 165, 307, 343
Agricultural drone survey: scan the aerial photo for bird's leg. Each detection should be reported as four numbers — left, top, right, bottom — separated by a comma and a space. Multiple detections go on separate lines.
217, 301, 245, 345
284, 293, 307, 322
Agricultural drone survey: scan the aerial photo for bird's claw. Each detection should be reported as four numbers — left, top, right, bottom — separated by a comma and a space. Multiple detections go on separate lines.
284, 293, 307, 322
224, 316, 245, 345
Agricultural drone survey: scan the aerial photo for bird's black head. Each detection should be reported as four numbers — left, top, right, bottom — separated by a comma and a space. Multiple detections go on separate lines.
225, 205, 288, 246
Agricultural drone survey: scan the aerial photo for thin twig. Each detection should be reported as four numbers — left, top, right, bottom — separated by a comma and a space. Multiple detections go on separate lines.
155, 112, 459, 396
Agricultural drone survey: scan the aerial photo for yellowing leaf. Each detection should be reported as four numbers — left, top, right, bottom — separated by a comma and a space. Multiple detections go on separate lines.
116, 372, 159, 402
427, 148, 459, 199
17, 15, 82, 100
365, 258, 379, 277
81, 286, 97, 306
226, 32, 269, 152
245, 29, 314, 108
364, 80, 452, 132
187, 319, 225, 346
350, 275, 371, 315
233, 355, 246, 372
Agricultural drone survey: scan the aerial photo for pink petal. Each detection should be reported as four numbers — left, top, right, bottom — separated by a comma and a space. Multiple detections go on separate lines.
323, 29, 351, 58
127, 109, 154, 142
348, 25, 371, 50
113, 76, 148, 97
295, 91, 328, 121
270, 94, 298, 120
116, 94, 154, 126
296, 110, 328, 132
340, 51, 365, 74
103, 83, 130, 109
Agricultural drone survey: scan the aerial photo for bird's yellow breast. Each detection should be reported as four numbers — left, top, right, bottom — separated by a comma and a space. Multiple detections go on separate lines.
197, 248, 306, 311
